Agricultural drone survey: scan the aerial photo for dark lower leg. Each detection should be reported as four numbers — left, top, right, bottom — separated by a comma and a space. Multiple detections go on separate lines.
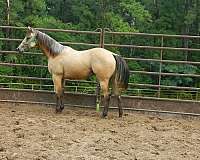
102, 95, 110, 118
55, 92, 64, 113
60, 79, 65, 110
96, 83, 101, 110
118, 96, 123, 117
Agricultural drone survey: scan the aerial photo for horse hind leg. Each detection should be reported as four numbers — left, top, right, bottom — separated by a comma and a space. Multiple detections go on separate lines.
117, 95, 123, 117
53, 74, 64, 113
112, 86, 123, 117
100, 79, 110, 118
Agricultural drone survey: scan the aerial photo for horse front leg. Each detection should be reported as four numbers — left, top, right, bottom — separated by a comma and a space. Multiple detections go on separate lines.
53, 74, 64, 113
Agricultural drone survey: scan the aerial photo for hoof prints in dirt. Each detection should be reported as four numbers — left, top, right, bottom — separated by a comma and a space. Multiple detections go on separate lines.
0, 103, 200, 160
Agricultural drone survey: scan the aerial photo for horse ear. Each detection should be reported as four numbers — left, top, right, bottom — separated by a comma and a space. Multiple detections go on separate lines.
27, 26, 34, 33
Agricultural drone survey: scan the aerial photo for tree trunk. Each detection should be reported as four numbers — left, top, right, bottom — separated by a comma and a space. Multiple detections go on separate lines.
182, 0, 190, 61
5, 0, 11, 50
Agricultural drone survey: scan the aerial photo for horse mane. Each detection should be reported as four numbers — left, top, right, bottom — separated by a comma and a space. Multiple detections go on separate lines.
36, 31, 65, 56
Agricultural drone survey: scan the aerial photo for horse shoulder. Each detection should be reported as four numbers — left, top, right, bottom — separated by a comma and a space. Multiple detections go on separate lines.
48, 56, 64, 75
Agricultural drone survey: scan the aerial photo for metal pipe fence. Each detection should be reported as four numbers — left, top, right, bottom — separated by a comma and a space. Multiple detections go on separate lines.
0, 26, 200, 102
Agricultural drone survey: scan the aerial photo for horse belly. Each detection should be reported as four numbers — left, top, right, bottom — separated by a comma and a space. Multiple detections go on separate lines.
63, 66, 92, 80
63, 53, 92, 80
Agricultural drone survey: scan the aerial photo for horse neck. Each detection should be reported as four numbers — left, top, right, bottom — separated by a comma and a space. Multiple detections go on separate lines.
36, 31, 64, 59
39, 44, 52, 59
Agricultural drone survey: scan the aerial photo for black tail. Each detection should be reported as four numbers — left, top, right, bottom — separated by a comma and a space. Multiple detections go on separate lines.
111, 55, 129, 95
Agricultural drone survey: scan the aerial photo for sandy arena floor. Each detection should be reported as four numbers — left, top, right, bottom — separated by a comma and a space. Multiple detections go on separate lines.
0, 103, 200, 160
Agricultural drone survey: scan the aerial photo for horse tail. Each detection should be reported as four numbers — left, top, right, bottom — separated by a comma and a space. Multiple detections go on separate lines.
111, 54, 129, 95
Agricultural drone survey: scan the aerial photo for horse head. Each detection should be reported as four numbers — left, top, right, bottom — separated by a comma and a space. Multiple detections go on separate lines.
16, 26, 38, 53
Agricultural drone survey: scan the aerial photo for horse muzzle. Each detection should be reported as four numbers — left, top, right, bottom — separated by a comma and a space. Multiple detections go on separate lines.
16, 47, 24, 53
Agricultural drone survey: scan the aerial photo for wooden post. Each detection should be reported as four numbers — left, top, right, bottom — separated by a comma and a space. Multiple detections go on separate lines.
5, 0, 11, 50
158, 36, 164, 98
6, 0, 10, 26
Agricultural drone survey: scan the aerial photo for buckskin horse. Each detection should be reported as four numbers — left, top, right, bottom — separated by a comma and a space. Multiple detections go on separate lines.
16, 27, 129, 117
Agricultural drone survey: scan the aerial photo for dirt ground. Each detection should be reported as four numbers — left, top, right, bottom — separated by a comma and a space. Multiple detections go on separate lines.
0, 103, 200, 160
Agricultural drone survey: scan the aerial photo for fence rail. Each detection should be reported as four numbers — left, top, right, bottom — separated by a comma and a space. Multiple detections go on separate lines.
105, 44, 200, 52
105, 31, 200, 39
0, 26, 200, 104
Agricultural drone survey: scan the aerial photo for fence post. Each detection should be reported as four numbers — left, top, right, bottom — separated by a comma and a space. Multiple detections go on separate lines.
158, 36, 164, 97
100, 28, 104, 48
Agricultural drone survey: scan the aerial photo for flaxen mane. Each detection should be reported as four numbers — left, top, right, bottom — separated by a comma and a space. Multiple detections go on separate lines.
36, 31, 65, 56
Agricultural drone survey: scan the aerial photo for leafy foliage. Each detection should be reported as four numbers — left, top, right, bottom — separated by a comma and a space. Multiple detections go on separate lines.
0, 0, 199, 100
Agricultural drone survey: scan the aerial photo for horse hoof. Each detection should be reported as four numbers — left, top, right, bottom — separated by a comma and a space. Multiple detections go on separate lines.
101, 113, 108, 118
55, 108, 62, 113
